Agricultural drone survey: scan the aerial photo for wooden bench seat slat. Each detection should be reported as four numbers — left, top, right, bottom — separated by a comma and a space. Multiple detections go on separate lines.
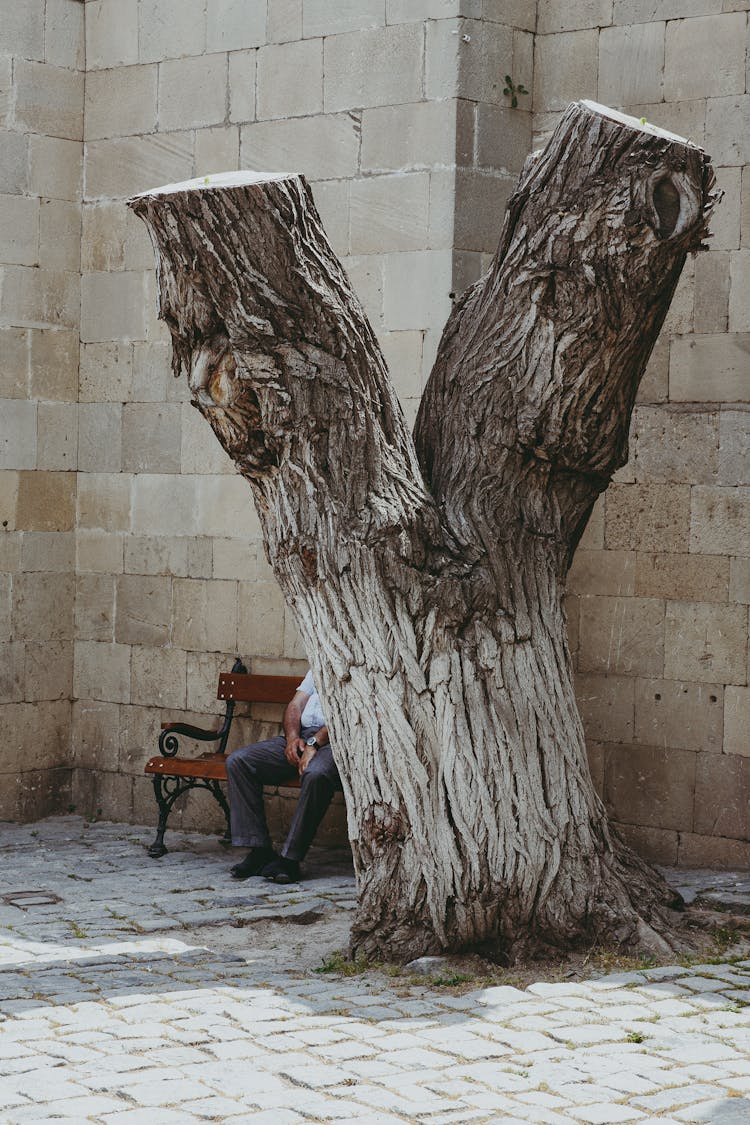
218, 672, 300, 703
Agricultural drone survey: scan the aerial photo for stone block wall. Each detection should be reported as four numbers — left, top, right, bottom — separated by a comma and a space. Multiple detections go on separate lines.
0, 0, 83, 819
535, 1, 750, 868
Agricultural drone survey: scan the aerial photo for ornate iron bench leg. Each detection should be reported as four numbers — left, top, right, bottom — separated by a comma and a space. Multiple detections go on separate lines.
147, 774, 187, 858
208, 779, 232, 846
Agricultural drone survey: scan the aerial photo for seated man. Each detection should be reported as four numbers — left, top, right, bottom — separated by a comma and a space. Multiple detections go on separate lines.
226, 670, 341, 884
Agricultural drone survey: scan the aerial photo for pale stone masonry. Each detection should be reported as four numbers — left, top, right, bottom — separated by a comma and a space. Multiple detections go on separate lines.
0, 0, 748, 866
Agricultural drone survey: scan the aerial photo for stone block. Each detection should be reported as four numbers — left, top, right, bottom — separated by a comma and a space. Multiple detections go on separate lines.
533, 29, 598, 113
0, 132, 28, 196
0, 471, 19, 531
138, 0, 206, 63
693, 249, 730, 334
665, 601, 748, 684
121, 403, 182, 474
77, 472, 131, 532
665, 13, 746, 101
268, 0, 302, 41
77, 530, 124, 575
632, 406, 719, 484
694, 750, 750, 838
324, 23, 423, 112
662, 255, 695, 335
86, 0, 138, 70
0, 329, 28, 399
614, 823, 679, 867
586, 740, 604, 795
0, 532, 21, 574
77, 403, 122, 473
482, 0, 535, 26
123, 535, 185, 577
635, 677, 723, 754
119, 703, 163, 773
724, 685, 750, 756
79, 342, 133, 403
240, 115, 359, 180
615, 0, 722, 18
670, 333, 750, 402
631, 98, 707, 149
743, 165, 750, 247
635, 552, 729, 604
82, 201, 152, 274
424, 19, 460, 102
85, 65, 157, 142
76, 574, 115, 642
21, 531, 74, 573
17, 471, 75, 532
186, 650, 237, 714
132, 474, 199, 536
0, 643, 24, 704
309, 179, 350, 257
718, 409, 750, 486
343, 254, 385, 325
730, 557, 750, 604
45, 0, 83, 68
350, 172, 430, 254
605, 483, 690, 553
383, 249, 453, 331
72, 699, 120, 770
604, 743, 696, 831
455, 168, 514, 253
598, 22, 664, 107
578, 494, 605, 550
213, 538, 258, 581
452, 249, 484, 293
238, 579, 286, 656
29, 135, 81, 202
729, 250, 750, 331
85, 133, 194, 200
0, 265, 80, 330
0, 195, 39, 268
37, 402, 78, 471
80, 271, 147, 343
180, 405, 234, 475
207, 0, 266, 50
565, 594, 579, 656
475, 102, 533, 175
173, 577, 238, 653
678, 831, 750, 869
39, 199, 81, 273
705, 95, 750, 166
130, 645, 187, 708
115, 574, 171, 646
12, 571, 74, 641
195, 125, 240, 176
197, 475, 262, 539
159, 54, 228, 132
637, 339, 668, 407
538, 0, 613, 32
709, 166, 741, 251
0, 0, 45, 58
304, 0, 385, 37
377, 330, 424, 401
0, 401, 37, 471
228, 51, 256, 125
0, 573, 10, 640
14, 60, 83, 141
0, 56, 9, 127
25, 640, 73, 702
257, 39, 323, 120
362, 100, 457, 173
690, 485, 750, 555
567, 549, 635, 597
574, 672, 635, 743
578, 595, 664, 676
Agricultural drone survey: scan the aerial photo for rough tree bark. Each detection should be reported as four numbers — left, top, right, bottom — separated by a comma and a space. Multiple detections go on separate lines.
130, 102, 719, 964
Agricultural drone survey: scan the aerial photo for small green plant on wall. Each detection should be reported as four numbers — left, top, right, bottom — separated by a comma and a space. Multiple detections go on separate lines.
504, 74, 529, 109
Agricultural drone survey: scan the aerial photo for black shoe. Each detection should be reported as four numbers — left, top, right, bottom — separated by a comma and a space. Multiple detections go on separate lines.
231, 846, 276, 880
261, 856, 300, 884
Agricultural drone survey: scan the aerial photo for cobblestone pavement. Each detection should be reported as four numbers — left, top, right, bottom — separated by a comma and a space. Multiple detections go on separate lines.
1, 817, 749, 1124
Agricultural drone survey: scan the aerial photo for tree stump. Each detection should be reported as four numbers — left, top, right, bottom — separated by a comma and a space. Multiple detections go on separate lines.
130, 102, 719, 963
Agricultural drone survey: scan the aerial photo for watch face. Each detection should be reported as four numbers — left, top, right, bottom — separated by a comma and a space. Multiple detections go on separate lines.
306, 737, 316, 746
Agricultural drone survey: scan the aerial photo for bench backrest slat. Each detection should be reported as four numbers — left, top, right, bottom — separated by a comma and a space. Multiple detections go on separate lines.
217, 672, 300, 705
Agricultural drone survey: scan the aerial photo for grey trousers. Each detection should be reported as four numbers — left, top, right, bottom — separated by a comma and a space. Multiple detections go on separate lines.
225, 728, 342, 861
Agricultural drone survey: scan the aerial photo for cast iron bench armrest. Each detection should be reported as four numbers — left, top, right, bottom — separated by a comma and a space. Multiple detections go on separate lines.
158, 720, 230, 757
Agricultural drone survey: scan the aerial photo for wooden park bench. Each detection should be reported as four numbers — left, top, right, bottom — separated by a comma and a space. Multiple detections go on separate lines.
144, 657, 301, 857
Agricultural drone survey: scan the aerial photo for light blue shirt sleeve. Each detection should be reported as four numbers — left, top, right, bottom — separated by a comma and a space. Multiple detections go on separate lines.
298, 670, 315, 696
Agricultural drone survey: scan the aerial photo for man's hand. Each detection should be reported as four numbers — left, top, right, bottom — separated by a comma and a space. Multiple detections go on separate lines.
284, 737, 306, 768
297, 744, 317, 776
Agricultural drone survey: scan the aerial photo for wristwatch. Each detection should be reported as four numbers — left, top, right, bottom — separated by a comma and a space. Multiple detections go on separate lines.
306, 736, 319, 749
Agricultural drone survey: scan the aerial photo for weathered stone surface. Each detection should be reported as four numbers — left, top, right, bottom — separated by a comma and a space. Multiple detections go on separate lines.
12, 572, 74, 641
665, 602, 748, 684
77, 472, 131, 532
0, 265, 80, 329
85, 133, 193, 200
25, 640, 73, 702
694, 751, 750, 838
665, 13, 747, 101
138, 0, 206, 63
634, 552, 729, 603
80, 271, 147, 343
237, 579, 286, 657
206, 0, 266, 51
29, 135, 81, 202
77, 403, 122, 473
74, 640, 131, 704
0, 0, 45, 58
578, 595, 664, 676
538, 0, 613, 32
239, 115, 359, 180
632, 407, 718, 483
728, 250, 750, 332
130, 644, 186, 709
678, 830, 750, 869
14, 60, 84, 141
574, 672, 635, 743
615, 822, 679, 866
195, 125, 240, 176
0, 131, 28, 196
693, 250, 730, 334
724, 686, 750, 756
324, 23, 423, 111
0, 195, 39, 268
132, 474, 199, 537
77, 530, 124, 575
304, 0, 385, 37
39, 198, 81, 273
122, 403, 182, 474
705, 95, 750, 166
172, 578, 238, 653
605, 483, 691, 552
361, 101, 456, 172
0, 402, 37, 471
85, 65, 157, 141
115, 574, 171, 646
71, 699, 120, 769
635, 678, 723, 754
717, 409, 750, 485
268, 0, 302, 42
568, 549, 636, 597
257, 39, 323, 120
383, 249, 453, 331
21, 531, 74, 574
350, 173, 430, 254
730, 557, 750, 604
671, 333, 750, 402
17, 471, 75, 532
533, 29, 598, 112
598, 22, 664, 107
76, 574, 115, 642
159, 54, 227, 132
690, 486, 750, 555
604, 744, 697, 832
37, 402, 77, 471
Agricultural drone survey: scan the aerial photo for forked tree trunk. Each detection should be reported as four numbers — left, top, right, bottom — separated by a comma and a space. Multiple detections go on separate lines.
130, 102, 718, 963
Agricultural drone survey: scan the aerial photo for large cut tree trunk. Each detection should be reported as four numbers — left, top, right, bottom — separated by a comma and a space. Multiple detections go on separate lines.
130, 102, 718, 963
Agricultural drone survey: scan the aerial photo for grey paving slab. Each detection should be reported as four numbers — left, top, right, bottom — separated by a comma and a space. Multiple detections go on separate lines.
0, 816, 749, 1124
